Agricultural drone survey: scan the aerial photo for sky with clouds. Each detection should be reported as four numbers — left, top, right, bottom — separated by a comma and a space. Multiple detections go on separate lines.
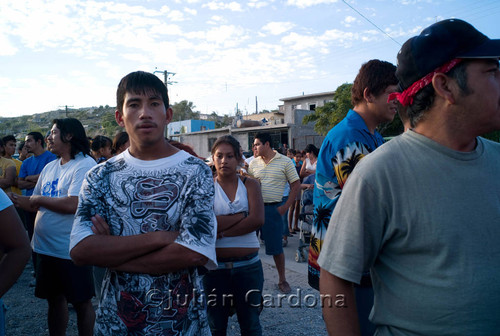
1, 0, 500, 118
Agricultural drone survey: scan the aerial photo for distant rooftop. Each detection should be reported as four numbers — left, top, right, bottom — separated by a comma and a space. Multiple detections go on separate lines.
280, 91, 335, 102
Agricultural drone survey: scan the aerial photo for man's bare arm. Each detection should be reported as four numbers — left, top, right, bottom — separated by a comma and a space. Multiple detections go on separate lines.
17, 176, 37, 190
111, 242, 208, 275
320, 268, 361, 336
71, 214, 179, 267
8, 194, 38, 212
0, 166, 16, 189
0, 205, 31, 298
30, 195, 79, 214
277, 179, 301, 216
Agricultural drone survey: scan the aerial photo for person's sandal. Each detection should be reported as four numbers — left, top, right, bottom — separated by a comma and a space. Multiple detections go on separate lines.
278, 281, 291, 294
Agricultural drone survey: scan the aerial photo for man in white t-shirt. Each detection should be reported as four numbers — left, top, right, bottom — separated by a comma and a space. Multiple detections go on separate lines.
70, 71, 217, 335
11, 118, 96, 336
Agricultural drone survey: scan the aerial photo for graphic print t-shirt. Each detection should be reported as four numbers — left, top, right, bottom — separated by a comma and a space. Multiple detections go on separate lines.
32, 153, 96, 259
70, 149, 217, 336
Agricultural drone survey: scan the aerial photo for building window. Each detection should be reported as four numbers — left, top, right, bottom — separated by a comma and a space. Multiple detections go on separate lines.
208, 138, 217, 152
309, 104, 316, 111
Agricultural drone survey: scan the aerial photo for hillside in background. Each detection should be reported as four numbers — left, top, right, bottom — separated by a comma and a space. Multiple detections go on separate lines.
0, 105, 121, 139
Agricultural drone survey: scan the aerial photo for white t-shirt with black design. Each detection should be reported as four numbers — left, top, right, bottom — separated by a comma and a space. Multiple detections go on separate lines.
70, 149, 217, 336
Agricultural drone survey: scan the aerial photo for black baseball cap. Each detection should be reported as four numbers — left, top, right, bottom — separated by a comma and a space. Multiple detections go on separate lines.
396, 19, 500, 91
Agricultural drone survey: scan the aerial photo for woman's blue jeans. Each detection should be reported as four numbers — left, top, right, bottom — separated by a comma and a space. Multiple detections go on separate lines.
203, 260, 264, 336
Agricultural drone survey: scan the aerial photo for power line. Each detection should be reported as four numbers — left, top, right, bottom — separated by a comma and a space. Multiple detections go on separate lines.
341, 0, 401, 46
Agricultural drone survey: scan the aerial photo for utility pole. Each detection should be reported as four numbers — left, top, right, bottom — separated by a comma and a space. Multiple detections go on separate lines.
154, 68, 177, 89
58, 105, 74, 117
154, 68, 177, 138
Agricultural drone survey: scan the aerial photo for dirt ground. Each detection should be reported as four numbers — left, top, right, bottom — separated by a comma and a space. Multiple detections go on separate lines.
3, 258, 327, 335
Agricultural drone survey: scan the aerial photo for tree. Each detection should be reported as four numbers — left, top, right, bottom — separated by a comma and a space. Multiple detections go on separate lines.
302, 83, 353, 135
171, 100, 200, 121
101, 111, 122, 136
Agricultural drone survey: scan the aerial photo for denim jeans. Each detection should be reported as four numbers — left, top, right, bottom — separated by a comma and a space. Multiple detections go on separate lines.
263, 202, 284, 255
355, 286, 375, 336
0, 298, 5, 336
203, 260, 264, 336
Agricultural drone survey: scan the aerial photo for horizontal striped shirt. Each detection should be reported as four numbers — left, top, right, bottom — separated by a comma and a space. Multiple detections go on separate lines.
248, 151, 299, 203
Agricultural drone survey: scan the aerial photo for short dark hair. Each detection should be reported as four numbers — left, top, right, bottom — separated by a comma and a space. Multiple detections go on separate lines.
17, 141, 25, 151
91, 135, 112, 152
27, 132, 45, 148
112, 131, 129, 154
407, 60, 471, 127
351, 59, 398, 106
211, 135, 242, 161
254, 132, 272, 147
304, 144, 319, 157
2, 135, 16, 144
52, 118, 90, 159
116, 71, 169, 114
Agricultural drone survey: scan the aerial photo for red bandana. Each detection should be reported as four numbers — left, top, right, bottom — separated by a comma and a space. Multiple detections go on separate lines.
388, 58, 462, 106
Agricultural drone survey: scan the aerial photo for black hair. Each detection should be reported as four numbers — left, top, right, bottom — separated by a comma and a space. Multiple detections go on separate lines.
91, 135, 112, 152
116, 71, 169, 114
254, 132, 272, 147
52, 118, 90, 159
112, 131, 129, 154
17, 141, 25, 151
27, 132, 45, 148
211, 135, 242, 161
351, 59, 398, 106
304, 144, 319, 157
2, 135, 16, 144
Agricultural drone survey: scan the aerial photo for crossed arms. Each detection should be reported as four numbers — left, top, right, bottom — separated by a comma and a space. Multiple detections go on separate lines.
17, 174, 40, 190
215, 177, 264, 238
70, 214, 209, 275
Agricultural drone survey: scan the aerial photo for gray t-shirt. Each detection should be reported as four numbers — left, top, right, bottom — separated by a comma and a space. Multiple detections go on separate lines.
319, 130, 500, 335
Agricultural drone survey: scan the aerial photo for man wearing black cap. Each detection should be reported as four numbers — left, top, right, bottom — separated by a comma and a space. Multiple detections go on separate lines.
318, 19, 500, 335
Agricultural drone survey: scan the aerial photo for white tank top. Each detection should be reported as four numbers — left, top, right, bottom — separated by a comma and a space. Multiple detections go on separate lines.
305, 157, 317, 172
214, 178, 260, 248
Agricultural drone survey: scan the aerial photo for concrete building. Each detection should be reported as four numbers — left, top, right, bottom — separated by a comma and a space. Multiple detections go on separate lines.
173, 91, 334, 158
167, 119, 215, 137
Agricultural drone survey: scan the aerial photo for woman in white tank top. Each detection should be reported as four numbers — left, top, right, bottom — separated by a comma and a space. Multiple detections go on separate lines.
203, 135, 265, 335
299, 144, 319, 179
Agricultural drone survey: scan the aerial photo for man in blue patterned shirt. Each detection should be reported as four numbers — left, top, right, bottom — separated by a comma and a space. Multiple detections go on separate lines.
309, 60, 398, 335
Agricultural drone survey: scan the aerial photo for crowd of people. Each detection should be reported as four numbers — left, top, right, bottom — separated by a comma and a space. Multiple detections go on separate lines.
0, 18, 500, 336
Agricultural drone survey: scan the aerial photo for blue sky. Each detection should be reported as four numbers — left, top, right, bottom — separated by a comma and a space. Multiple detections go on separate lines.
1, 0, 500, 118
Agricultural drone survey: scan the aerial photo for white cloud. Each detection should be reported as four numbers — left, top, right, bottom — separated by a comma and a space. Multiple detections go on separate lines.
248, 0, 270, 9
281, 32, 326, 51
203, 1, 244, 11
207, 15, 226, 25
0, 34, 18, 56
342, 15, 357, 27
286, 0, 338, 9
262, 22, 295, 35
167, 10, 186, 22
184, 7, 197, 15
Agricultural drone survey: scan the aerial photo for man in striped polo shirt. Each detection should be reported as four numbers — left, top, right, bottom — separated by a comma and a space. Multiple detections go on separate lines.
248, 132, 300, 294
